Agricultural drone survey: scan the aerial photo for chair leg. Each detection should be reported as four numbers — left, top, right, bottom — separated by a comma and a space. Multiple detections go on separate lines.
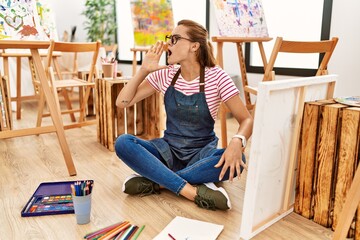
79, 86, 92, 122
60, 88, 76, 122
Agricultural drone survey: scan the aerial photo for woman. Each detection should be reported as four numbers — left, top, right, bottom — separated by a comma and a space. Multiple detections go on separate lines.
115, 20, 253, 211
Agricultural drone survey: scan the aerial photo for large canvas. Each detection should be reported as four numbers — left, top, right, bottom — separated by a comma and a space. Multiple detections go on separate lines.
35, 0, 58, 40
212, 0, 268, 37
239, 75, 337, 239
130, 0, 174, 46
0, 0, 49, 40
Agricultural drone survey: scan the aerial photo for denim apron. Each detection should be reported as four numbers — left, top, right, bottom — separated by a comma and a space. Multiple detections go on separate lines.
150, 67, 219, 171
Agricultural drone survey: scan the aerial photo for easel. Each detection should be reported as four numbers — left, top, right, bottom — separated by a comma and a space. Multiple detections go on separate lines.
211, 36, 272, 147
0, 51, 61, 120
0, 40, 76, 176
130, 47, 150, 76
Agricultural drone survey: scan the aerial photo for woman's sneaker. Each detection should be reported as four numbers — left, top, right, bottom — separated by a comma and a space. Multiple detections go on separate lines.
194, 182, 231, 211
122, 174, 160, 197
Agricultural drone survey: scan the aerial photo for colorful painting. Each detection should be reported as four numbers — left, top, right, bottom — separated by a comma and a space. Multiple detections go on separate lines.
130, 0, 174, 46
36, 0, 58, 40
0, 0, 49, 40
212, 0, 268, 37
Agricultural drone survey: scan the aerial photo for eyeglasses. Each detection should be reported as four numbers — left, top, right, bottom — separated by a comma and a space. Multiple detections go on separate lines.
165, 34, 193, 46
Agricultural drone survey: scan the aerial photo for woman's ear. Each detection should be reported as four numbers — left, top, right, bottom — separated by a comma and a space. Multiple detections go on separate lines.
191, 42, 200, 52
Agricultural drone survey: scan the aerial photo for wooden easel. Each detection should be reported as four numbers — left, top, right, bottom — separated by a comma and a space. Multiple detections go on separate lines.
211, 36, 272, 147
130, 47, 150, 76
0, 51, 61, 120
0, 40, 76, 176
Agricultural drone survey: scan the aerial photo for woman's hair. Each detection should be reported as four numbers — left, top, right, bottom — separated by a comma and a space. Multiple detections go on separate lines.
177, 19, 216, 67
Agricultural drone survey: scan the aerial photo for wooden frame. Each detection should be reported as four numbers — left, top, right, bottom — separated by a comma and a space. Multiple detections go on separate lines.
0, 76, 12, 131
239, 74, 337, 239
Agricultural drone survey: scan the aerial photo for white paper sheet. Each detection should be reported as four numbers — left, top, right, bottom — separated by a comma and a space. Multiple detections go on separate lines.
153, 216, 224, 240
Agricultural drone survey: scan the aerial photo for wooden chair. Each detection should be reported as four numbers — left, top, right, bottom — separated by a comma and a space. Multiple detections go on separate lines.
219, 36, 338, 148
35, 39, 101, 128
244, 36, 339, 109
102, 44, 117, 58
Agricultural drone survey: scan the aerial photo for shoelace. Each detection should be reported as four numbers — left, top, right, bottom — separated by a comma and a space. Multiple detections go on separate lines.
194, 196, 216, 210
139, 181, 157, 197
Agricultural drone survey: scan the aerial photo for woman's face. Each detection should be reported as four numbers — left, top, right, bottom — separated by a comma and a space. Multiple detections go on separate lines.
166, 25, 195, 65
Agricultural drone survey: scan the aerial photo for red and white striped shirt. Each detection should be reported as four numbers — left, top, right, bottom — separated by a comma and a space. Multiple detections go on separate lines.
147, 65, 239, 120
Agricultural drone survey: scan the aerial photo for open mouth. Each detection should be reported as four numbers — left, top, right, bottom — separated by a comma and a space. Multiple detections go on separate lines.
168, 49, 172, 56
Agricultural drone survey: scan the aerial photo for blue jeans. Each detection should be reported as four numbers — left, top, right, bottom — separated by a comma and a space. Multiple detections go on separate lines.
115, 134, 245, 195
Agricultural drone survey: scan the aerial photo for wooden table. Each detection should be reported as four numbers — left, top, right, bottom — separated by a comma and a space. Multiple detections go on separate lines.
96, 77, 163, 151
0, 41, 76, 176
0, 50, 61, 120
211, 36, 272, 147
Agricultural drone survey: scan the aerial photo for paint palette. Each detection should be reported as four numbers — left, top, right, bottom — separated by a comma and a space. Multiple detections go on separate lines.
21, 180, 92, 217
334, 96, 360, 107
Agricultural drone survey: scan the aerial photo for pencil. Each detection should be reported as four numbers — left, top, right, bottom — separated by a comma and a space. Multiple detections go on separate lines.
132, 225, 145, 240
24, 196, 36, 213
98, 222, 131, 240
84, 221, 124, 239
124, 225, 138, 240
116, 225, 133, 240
168, 233, 176, 240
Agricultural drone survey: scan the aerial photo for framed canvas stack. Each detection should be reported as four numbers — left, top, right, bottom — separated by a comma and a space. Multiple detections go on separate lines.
295, 100, 360, 238
0, 76, 12, 131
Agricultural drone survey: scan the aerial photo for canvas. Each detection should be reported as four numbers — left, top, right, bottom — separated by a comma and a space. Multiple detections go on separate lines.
0, 0, 50, 40
130, 0, 174, 46
239, 75, 337, 239
212, 0, 268, 37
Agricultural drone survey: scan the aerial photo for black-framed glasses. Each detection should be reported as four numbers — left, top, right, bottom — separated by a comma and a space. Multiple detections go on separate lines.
165, 34, 193, 46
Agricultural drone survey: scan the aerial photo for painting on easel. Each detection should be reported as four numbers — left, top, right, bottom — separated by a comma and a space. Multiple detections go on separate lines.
212, 0, 269, 37
0, 0, 50, 40
130, 0, 174, 46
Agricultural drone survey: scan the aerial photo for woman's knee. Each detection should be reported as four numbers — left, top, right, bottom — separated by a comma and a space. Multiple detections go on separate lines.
115, 134, 135, 158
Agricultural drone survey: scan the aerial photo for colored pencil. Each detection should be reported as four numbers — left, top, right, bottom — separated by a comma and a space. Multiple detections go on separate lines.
116, 225, 133, 240
124, 225, 138, 240
98, 222, 131, 240
132, 225, 145, 240
84, 221, 124, 239
168, 233, 176, 240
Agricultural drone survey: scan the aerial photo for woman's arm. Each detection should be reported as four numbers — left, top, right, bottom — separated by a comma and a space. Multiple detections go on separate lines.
215, 95, 254, 181
116, 41, 167, 108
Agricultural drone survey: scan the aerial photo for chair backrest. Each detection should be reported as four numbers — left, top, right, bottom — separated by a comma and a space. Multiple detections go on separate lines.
263, 37, 339, 81
47, 40, 101, 82
102, 44, 117, 58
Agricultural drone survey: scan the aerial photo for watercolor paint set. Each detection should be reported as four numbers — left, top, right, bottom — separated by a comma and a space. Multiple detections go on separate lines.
21, 180, 93, 217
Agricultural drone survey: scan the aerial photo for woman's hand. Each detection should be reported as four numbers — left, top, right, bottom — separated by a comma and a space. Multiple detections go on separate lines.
140, 41, 167, 74
214, 138, 247, 182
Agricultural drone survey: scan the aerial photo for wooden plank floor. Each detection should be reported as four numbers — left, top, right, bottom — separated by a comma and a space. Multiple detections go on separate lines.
0, 100, 336, 239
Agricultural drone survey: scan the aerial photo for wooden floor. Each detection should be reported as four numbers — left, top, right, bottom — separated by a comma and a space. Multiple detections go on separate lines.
0, 100, 336, 240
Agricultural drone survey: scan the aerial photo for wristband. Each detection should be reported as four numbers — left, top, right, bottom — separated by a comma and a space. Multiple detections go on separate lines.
232, 134, 247, 148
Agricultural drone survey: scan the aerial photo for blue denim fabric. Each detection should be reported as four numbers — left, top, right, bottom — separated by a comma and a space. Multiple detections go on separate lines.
115, 134, 246, 195
115, 67, 245, 195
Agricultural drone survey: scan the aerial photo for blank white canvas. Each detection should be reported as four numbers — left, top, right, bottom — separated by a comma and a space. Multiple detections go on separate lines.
239, 75, 337, 239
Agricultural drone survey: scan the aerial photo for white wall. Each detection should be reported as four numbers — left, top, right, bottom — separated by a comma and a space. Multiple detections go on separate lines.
47, 0, 87, 42
50, 0, 360, 96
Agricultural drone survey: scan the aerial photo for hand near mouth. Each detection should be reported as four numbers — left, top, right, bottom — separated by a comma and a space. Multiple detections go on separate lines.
140, 41, 168, 74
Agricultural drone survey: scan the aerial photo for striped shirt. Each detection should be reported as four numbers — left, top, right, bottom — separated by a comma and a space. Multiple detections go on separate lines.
147, 65, 239, 120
